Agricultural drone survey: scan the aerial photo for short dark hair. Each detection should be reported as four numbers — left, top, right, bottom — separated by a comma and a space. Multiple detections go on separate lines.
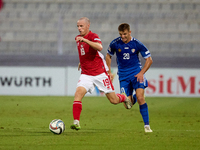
118, 23, 130, 32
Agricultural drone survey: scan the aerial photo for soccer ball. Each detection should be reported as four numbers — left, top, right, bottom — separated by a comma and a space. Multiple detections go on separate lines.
49, 119, 65, 135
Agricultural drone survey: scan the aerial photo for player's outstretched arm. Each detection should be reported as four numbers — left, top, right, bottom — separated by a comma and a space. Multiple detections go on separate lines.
106, 53, 114, 81
106, 53, 112, 74
135, 57, 153, 82
141, 56, 153, 74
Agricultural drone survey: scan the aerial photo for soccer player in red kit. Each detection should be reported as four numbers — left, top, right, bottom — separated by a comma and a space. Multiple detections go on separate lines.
70, 17, 133, 130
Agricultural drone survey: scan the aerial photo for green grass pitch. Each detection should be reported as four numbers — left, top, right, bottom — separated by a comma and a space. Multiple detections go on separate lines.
0, 96, 200, 150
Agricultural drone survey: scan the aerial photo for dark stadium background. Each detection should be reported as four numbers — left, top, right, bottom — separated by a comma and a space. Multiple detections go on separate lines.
0, 0, 200, 68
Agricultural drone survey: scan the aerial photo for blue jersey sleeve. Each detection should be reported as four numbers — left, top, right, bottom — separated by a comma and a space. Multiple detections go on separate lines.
135, 39, 151, 59
107, 42, 115, 56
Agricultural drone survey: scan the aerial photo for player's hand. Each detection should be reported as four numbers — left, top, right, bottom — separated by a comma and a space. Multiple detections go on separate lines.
109, 73, 114, 82
135, 72, 144, 83
75, 36, 85, 42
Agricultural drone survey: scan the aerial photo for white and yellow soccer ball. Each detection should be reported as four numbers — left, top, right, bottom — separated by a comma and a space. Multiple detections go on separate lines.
49, 119, 65, 135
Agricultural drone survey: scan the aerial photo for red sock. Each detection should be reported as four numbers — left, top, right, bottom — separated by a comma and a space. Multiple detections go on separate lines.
72, 101, 82, 121
116, 93, 126, 103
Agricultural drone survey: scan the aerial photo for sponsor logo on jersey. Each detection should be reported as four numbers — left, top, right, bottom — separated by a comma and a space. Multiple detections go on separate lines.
118, 49, 121, 52
124, 47, 129, 49
132, 49, 135, 53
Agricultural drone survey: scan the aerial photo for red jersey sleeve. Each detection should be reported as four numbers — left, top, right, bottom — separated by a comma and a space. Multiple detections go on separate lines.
91, 33, 102, 44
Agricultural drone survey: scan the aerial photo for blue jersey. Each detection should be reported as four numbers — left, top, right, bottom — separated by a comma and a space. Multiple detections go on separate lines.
107, 37, 151, 81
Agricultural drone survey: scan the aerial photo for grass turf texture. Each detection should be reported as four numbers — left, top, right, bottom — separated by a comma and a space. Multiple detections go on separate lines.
0, 96, 199, 150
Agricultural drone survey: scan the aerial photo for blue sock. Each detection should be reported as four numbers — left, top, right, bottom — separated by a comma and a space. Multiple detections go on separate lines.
132, 94, 137, 105
139, 103, 149, 125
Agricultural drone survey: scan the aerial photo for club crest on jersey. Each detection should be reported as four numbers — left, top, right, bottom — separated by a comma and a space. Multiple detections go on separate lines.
131, 49, 135, 53
118, 49, 121, 52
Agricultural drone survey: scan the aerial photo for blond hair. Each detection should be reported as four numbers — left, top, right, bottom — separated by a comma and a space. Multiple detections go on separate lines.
78, 17, 90, 25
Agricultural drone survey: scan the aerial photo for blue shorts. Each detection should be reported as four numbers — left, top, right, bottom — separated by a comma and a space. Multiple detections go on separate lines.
119, 75, 148, 97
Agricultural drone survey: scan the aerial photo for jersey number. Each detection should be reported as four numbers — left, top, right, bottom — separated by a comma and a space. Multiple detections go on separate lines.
123, 53, 130, 59
103, 79, 111, 89
80, 45, 85, 55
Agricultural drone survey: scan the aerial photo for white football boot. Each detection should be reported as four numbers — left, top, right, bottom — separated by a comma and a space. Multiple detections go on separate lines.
144, 125, 153, 133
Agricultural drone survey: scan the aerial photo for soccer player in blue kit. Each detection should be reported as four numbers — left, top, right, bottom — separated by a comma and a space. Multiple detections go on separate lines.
106, 23, 153, 132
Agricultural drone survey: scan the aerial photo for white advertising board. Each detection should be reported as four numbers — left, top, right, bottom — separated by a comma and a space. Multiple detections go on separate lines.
145, 68, 200, 97
66, 68, 200, 97
66, 67, 80, 96
109, 68, 200, 97
0, 67, 66, 96
0, 67, 199, 97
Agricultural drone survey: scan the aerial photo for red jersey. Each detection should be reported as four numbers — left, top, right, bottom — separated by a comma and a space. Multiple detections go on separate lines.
0, 0, 3, 10
76, 31, 108, 76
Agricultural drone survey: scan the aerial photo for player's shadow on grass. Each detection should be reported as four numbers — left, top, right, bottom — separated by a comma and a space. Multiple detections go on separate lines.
67, 128, 115, 134
0, 132, 51, 137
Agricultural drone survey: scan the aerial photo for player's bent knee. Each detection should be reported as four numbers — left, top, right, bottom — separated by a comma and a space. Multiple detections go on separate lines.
106, 93, 119, 104
137, 96, 145, 105
109, 100, 118, 105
